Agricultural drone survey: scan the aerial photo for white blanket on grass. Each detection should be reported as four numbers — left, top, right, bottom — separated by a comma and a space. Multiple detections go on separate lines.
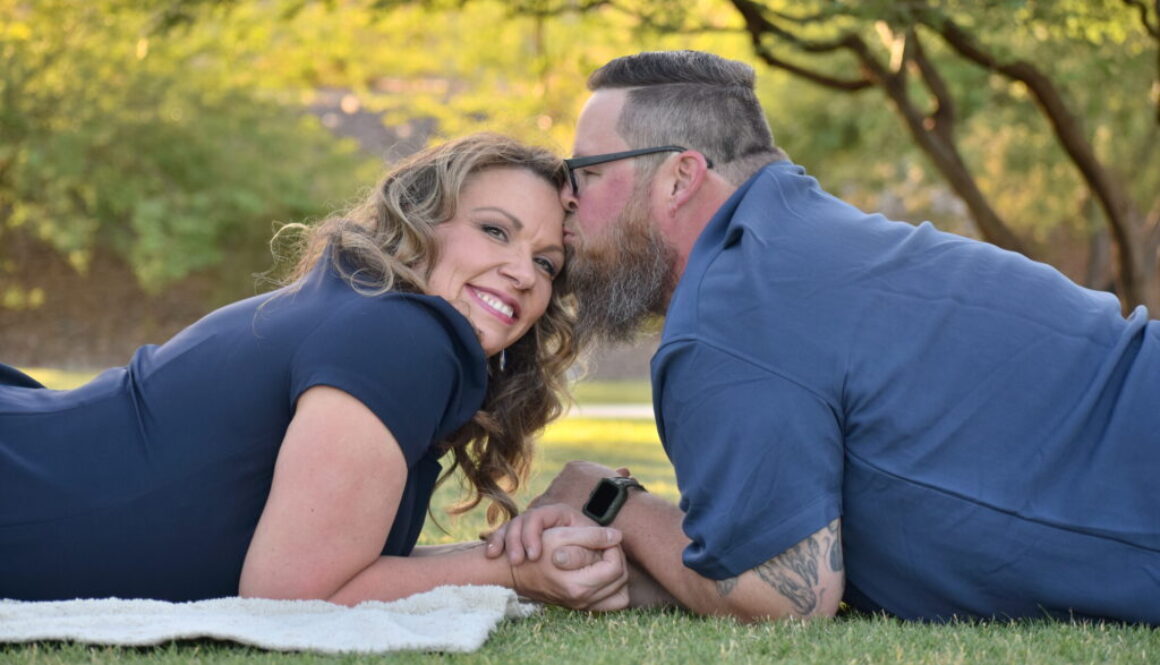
0, 585, 536, 653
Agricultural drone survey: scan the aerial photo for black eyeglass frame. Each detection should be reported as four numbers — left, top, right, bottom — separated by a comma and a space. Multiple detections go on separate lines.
563, 145, 714, 195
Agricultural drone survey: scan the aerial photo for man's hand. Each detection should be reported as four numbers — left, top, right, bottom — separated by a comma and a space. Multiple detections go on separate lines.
509, 526, 629, 611
528, 460, 629, 510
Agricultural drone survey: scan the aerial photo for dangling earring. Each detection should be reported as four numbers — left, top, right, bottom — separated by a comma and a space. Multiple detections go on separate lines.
498, 349, 508, 372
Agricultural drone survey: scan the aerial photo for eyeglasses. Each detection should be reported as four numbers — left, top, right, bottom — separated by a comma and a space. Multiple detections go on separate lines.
563, 145, 714, 196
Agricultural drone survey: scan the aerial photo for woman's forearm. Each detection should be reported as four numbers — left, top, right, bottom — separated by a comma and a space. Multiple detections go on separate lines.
325, 528, 629, 611
410, 541, 489, 557
326, 541, 513, 606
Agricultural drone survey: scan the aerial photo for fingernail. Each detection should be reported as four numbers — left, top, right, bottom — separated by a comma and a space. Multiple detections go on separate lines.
552, 550, 567, 566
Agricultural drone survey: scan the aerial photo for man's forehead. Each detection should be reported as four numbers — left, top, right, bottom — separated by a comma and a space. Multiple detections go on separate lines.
572, 89, 631, 155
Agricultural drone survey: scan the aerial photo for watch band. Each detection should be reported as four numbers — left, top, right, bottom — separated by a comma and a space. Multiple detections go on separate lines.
582, 476, 647, 526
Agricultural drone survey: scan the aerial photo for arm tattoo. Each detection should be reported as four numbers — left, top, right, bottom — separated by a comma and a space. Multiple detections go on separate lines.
743, 519, 842, 615
714, 519, 842, 612
754, 536, 821, 615
827, 520, 843, 572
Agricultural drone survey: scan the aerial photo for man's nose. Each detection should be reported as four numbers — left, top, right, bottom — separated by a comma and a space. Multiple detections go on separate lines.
559, 181, 579, 213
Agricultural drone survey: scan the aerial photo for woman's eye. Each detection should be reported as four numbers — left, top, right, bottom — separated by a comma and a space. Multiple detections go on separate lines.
535, 257, 558, 278
481, 224, 508, 241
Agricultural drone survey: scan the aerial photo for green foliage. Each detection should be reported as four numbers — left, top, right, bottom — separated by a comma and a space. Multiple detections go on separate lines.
919, 0, 1158, 242
0, 0, 368, 293
709, 0, 1157, 274
0, 0, 771, 303
3, 0, 1154, 302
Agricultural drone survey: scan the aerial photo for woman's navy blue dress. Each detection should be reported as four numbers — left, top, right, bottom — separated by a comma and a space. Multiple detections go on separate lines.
0, 260, 486, 601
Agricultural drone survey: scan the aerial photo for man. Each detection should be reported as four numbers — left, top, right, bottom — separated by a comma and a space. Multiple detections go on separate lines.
488, 50, 1160, 624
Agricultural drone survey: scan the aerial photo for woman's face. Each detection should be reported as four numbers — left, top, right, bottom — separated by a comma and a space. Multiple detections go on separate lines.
428, 167, 566, 357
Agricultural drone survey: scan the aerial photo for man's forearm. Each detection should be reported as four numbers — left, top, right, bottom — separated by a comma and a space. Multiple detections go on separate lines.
610, 491, 737, 616
625, 560, 679, 608
612, 492, 843, 621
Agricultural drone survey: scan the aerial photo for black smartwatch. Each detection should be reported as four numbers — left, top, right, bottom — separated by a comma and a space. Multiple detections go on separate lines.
582, 476, 647, 526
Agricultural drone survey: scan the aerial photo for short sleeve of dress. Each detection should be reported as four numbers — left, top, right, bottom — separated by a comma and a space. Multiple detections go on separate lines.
289, 294, 486, 466
653, 339, 843, 580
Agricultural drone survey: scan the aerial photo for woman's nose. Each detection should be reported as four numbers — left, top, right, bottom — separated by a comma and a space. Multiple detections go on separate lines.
501, 253, 537, 289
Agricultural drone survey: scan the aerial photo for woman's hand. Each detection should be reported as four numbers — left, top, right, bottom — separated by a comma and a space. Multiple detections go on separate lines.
488, 505, 676, 611
486, 503, 596, 564
509, 526, 629, 611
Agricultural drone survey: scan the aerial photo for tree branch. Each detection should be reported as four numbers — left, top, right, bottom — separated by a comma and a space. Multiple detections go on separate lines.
1120, 1, 1160, 124
748, 43, 874, 91
729, 0, 873, 90
1121, 0, 1159, 38
727, 1, 1027, 253
606, 5, 741, 36
763, 6, 844, 26
1147, 195, 1160, 247
924, 10, 1145, 302
729, 0, 860, 54
907, 28, 955, 142
499, 0, 613, 20
844, 33, 1028, 254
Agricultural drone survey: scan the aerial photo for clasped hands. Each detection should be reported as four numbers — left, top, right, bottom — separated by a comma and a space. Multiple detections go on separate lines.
489, 461, 631, 612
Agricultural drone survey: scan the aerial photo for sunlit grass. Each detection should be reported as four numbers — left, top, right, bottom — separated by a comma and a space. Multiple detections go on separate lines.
23, 369, 652, 405
423, 418, 674, 546
540, 418, 658, 445
17, 367, 97, 390
570, 379, 651, 404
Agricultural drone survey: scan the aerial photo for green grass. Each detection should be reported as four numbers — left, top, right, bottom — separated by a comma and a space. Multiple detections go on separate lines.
18, 367, 98, 391
21, 369, 653, 405
570, 379, 651, 405
6, 372, 1158, 663
5, 615, 1158, 664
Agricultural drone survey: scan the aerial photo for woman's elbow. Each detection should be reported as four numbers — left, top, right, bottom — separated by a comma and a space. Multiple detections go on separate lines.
238, 571, 335, 602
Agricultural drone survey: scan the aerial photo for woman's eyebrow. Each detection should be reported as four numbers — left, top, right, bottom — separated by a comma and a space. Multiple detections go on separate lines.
474, 206, 565, 256
473, 206, 522, 230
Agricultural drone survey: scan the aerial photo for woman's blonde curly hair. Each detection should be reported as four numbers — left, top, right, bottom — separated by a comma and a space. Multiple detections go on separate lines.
281, 133, 577, 525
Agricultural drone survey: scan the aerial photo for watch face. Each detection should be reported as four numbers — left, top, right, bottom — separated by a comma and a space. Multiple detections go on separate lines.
587, 480, 621, 516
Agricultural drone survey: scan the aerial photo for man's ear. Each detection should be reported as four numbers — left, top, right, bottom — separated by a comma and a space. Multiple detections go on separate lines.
667, 151, 711, 211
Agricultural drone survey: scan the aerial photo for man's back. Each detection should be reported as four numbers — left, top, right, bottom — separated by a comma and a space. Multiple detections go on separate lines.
653, 160, 1160, 623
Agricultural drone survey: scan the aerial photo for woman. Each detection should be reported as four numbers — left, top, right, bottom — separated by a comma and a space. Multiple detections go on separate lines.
0, 133, 628, 610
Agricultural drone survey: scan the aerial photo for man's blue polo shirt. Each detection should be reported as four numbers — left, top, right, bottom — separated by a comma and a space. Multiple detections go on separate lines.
652, 160, 1160, 623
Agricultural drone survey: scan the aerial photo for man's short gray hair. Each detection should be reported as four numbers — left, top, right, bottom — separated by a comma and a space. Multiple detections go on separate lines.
588, 50, 786, 186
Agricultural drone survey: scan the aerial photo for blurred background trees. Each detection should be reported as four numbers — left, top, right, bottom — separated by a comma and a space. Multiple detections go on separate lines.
1, 0, 1155, 367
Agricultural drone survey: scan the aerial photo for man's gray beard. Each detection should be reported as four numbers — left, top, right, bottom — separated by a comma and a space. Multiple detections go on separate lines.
568, 194, 676, 347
